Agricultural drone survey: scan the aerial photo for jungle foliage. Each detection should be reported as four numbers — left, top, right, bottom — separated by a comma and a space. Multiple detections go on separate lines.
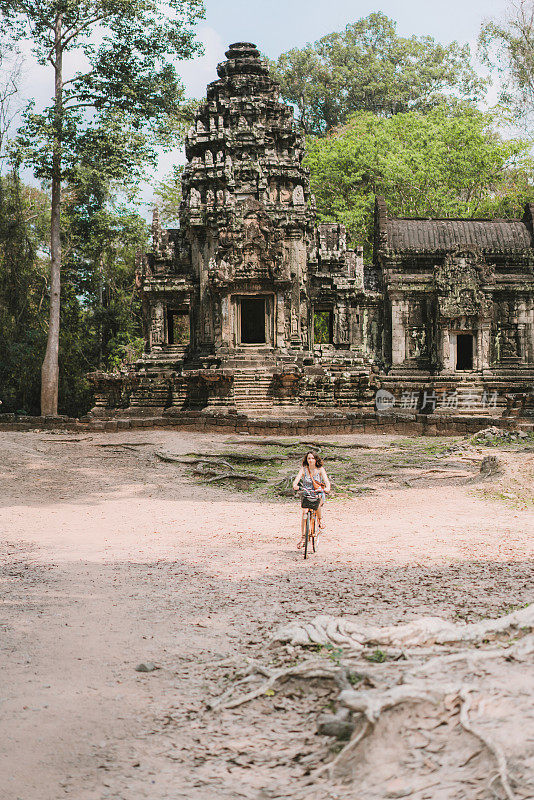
305, 104, 534, 257
270, 12, 487, 135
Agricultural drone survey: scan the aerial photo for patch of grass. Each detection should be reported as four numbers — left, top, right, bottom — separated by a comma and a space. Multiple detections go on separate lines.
363, 649, 388, 663
475, 485, 534, 510
324, 643, 344, 665
302, 643, 325, 653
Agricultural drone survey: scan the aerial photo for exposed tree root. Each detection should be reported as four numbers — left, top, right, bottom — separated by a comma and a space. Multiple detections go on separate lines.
211, 663, 518, 797
274, 604, 534, 650
203, 471, 267, 484
458, 688, 516, 800
209, 607, 533, 797
208, 659, 350, 710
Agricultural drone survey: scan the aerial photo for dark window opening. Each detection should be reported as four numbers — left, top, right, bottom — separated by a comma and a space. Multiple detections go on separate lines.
168, 311, 190, 345
241, 298, 266, 344
314, 310, 333, 345
456, 334, 473, 370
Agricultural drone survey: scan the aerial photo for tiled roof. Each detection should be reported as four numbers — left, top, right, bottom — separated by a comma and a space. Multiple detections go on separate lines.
387, 218, 533, 253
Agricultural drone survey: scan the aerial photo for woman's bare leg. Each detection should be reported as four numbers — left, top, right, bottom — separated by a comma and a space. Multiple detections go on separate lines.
317, 500, 325, 529
297, 510, 307, 548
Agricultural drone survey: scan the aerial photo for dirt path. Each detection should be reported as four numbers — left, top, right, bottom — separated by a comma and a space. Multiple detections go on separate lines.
0, 430, 533, 799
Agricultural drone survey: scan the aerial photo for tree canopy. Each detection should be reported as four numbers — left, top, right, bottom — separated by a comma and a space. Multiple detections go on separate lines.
305, 104, 534, 256
479, 0, 534, 127
270, 12, 487, 135
0, 0, 204, 414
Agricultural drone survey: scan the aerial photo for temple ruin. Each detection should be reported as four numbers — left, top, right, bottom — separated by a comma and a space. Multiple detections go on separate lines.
89, 42, 534, 421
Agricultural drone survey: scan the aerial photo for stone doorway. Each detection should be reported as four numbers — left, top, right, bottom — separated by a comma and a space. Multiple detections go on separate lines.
456, 333, 474, 370
240, 298, 266, 344
167, 310, 190, 345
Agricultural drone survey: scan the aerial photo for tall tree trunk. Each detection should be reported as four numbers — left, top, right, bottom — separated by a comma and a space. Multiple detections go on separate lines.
41, 13, 62, 416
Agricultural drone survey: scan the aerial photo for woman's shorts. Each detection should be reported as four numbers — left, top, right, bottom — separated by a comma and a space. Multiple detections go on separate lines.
301, 496, 321, 510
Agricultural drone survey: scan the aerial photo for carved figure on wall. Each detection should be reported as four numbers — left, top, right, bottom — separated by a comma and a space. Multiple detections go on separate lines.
279, 184, 292, 204
213, 298, 222, 332
205, 150, 214, 167
369, 319, 379, 355
206, 189, 214, 207
291, 306, 298, 334
337, 309, 349, 343
495, 326, 520, 360
151, 305, 165, 345
189, 187, 201, 208
293, 185, 305, 206
409, 327, 427, 358
434, 248, 493, 319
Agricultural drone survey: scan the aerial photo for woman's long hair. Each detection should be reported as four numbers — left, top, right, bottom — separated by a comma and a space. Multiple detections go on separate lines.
302, 451, 323, 468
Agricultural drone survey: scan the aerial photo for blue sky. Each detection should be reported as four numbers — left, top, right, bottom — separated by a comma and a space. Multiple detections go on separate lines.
179, 0, 508, 98
201, 0, 507, 62
14, 0, 510, 209
158, 0, 509, 208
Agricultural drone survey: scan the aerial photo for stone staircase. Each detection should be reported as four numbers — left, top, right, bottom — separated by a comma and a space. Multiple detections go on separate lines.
136, 344, 187, 370
450, 377, 494, 415
233, 369, 274, 412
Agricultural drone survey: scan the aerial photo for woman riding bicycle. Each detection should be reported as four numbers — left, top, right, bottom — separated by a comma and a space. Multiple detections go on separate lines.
293, 452, 331, 549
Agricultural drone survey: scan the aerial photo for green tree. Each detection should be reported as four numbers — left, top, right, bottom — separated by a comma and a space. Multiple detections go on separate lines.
305, 104, 534, 256
270, 12, 486, 135
61, 159, 148, 383
154, 164, 185, 225
0, 173, 51, 414
479, 0, 534, 126
0, 0, 204, 416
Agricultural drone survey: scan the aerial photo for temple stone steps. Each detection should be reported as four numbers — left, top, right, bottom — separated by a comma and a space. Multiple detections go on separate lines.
233, 370, 274, 410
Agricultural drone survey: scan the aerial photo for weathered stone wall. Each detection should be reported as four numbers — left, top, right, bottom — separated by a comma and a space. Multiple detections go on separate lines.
1, 410, 532, 437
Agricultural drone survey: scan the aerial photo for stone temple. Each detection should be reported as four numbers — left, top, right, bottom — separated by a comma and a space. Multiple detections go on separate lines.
90, 42, 534, 422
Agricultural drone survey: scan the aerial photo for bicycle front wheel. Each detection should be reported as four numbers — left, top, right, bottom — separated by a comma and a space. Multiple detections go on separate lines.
304, 512, 310, 559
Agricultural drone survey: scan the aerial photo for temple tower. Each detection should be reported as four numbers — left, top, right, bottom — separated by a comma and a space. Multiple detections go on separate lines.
181, 41, 315, 361
88, 42, 533, 419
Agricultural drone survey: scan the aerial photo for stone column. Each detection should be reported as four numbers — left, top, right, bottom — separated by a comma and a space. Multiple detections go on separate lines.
151, 301, 165, 346
517, 298, 532, 363
390, 295, 407, 366
219, 294, 232, 351
287, 231, 306, 346
479, 322, 492, 370
276, 293, 286, 350
440, 327, 450, 372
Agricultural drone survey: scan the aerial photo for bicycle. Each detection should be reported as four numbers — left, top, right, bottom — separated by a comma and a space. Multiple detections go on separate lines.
303, 505, 318, 560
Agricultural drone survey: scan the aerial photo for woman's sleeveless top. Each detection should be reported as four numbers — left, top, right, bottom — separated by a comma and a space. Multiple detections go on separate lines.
301, 469, 324, 501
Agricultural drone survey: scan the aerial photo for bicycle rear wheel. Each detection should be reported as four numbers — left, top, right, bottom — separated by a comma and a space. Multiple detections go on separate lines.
304, 512, 310, 559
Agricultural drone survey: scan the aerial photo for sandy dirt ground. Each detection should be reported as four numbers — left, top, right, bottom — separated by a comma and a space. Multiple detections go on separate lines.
0, 429, 533, 800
